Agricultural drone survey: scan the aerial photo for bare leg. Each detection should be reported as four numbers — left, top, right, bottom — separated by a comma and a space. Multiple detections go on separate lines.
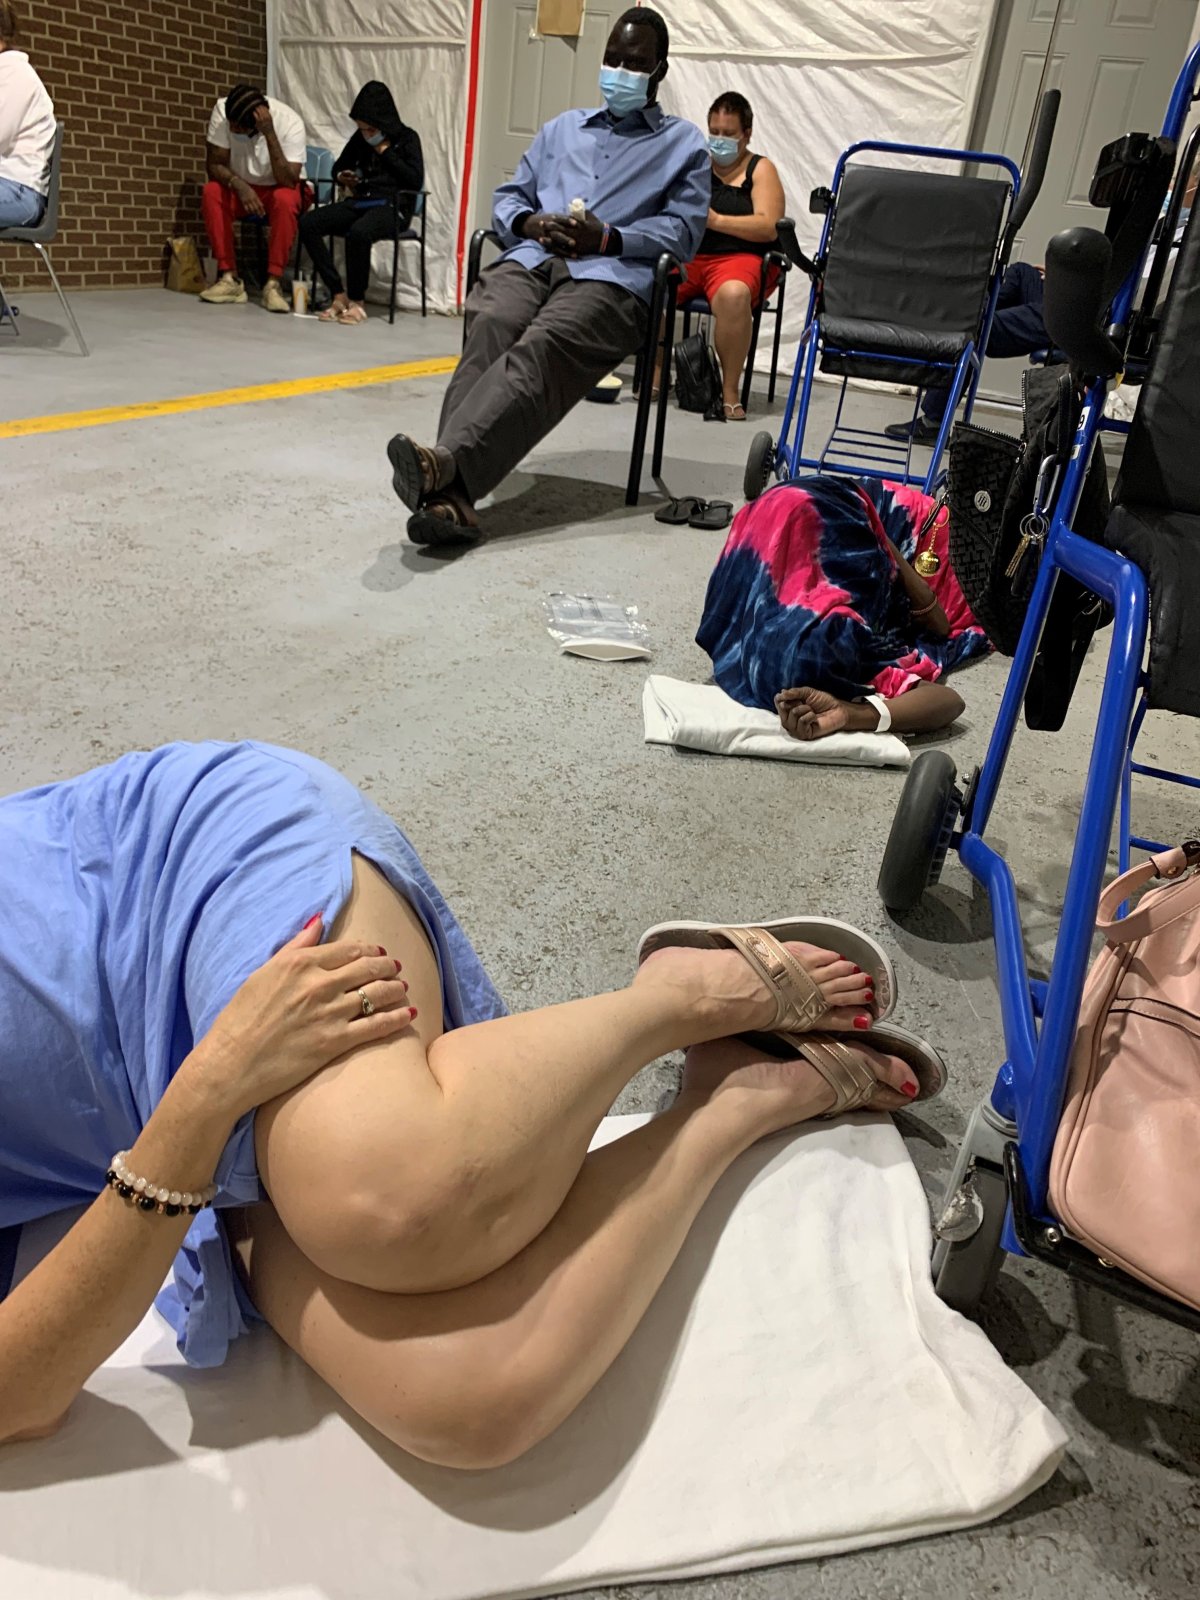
711, 280, 754, 411
232, 1037, 917, 1470
255, 856, 877, 1296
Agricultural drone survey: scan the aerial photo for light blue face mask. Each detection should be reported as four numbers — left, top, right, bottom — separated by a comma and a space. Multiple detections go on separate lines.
363, 130, 386, 148
707, 134, 740, 165
599, 65, 651, 119
231, 130, 258, 143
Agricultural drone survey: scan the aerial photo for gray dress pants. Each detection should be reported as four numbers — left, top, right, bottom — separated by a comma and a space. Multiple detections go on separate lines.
438, 258, 649, 502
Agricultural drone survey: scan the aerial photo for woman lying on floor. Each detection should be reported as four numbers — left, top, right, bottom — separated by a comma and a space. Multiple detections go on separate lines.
698, 475, 989, 741
0, 741, 944, 1467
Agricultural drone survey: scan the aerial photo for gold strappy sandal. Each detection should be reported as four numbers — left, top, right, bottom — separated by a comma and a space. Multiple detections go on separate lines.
637, 917, 896, 1035
780, 1023, 946, 1114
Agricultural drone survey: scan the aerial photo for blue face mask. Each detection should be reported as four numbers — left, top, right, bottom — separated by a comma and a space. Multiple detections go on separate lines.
231, 129, 258, 143
707, 135, 740, 165
363, 130, 385, 148
599, 65, 651, 119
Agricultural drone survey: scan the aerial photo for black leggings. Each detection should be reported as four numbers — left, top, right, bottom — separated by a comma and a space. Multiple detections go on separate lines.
298, 199, 407, 302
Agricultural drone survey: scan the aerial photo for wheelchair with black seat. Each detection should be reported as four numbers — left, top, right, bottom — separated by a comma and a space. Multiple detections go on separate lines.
743, 93, 1059, 502
877, 43, 1200, 1332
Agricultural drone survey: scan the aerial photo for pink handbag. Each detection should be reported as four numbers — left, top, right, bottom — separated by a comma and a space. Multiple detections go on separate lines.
1049, 840, 1200, 1311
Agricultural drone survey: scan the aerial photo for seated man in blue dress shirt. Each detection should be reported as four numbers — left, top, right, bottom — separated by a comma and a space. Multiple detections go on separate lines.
386, 7, 709, 545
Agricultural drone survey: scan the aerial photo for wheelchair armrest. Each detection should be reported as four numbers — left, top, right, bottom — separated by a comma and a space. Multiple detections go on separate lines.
775, 217, 817, 277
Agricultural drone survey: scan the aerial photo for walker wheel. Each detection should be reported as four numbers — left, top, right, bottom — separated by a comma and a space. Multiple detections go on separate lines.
744, 430, 775, 502
878, 749, 963, 911
932, 1162, 1008, 1318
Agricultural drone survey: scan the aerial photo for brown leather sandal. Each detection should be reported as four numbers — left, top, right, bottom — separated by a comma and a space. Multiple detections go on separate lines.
637, 917, 896, 1034
406, 490, 482, 548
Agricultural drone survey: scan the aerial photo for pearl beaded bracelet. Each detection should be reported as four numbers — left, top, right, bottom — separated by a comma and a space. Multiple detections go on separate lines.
105, 1151, 218, 1217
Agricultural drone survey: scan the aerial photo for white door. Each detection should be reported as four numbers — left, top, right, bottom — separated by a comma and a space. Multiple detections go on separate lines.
474, 0, 619, 229
970, 0, 1197, 398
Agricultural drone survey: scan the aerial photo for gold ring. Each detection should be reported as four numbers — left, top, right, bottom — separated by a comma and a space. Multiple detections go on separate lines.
358, 988, 375, 1018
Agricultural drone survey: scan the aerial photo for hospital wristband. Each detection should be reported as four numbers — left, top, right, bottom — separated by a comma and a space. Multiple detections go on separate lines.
864, 694, 893, 734
105, 1151, 217, 1216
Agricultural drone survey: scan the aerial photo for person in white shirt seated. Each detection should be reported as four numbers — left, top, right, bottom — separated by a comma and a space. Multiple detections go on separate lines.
0, 3, 55, 230
200, 83, 306, 314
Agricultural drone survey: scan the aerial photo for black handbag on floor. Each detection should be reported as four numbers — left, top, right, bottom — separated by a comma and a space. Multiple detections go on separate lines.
947, 365, 1111, 730
673, 331, 723, 419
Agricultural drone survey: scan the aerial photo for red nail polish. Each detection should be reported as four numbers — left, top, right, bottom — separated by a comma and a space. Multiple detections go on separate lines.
304, 914, 320, 929
901, 1081, 919, 1099
394, 959, 403, 972
377, 945, 387, 956
409, 1007, 419, 1019
853, 1015, 871, 1031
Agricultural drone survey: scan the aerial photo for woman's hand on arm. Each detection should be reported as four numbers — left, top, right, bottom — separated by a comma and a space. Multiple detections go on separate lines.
886, 535, 951, 639
0, 920, 416, 1446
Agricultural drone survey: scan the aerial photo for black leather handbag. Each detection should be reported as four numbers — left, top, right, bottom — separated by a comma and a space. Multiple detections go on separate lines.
948, 365, 1111, 730
673, 332, 724, 419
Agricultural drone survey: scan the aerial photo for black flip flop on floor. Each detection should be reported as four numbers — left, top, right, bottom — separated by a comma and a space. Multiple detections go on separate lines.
406, 507, 481, 548
654, 497, 705, 525
387, 433, 427, 512
689, 500, 734, 531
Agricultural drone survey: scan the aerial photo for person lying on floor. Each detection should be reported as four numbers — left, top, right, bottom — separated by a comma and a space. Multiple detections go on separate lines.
697, 475, 989, 741
298, 81, 424, 327
0, 739, 943, 1466
385, 6, 709, 547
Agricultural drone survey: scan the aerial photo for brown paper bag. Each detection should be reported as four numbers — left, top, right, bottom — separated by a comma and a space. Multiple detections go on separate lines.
164, 236, 206, 295
537, 0, 585, 37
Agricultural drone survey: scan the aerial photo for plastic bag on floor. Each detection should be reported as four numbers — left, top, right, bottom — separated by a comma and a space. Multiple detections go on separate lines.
543, 592, 653, 661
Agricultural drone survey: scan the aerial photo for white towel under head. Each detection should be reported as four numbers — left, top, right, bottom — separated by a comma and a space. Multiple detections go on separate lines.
2, 1115, 1065, 1600
643, 675, 912, 768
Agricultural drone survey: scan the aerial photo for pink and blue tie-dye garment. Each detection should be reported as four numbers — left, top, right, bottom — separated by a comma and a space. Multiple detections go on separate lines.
696, 475, 990, 709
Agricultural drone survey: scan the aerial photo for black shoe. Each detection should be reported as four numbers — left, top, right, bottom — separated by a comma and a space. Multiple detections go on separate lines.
883, 416, 943, 445
889, 416, 947, 448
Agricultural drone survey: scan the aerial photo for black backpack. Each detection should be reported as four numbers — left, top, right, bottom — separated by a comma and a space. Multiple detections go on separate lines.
673, 331, 723, 419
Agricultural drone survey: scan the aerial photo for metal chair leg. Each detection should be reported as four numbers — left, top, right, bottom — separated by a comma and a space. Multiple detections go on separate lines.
742, 302, 764, 413
35, 243, 87, 356
768, 278, 786, 404
652, 286, 677, 479
0, 277, 20, 338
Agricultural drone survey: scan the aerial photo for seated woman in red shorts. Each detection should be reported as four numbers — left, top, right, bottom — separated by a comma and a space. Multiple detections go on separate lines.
679, 91, 785, 420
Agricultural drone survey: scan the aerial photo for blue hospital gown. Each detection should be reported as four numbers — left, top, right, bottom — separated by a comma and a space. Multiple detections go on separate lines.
0, 741, 506, 1365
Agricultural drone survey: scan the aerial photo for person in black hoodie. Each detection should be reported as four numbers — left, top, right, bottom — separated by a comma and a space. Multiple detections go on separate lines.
299, 82, 423, 325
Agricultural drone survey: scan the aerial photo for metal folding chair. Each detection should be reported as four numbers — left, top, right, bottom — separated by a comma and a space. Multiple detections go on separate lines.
0, 123, 88, 357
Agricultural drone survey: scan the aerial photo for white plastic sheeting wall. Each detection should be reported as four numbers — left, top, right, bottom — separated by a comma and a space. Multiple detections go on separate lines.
266, 0, 471, 314
659, 1, 999, 367
266, 1, 999, 326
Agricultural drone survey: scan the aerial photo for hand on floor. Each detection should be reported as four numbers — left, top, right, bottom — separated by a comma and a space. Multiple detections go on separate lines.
776, 687, 876, 741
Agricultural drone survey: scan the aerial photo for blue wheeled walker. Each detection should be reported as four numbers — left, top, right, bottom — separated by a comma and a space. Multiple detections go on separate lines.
878, 44, 1200, 1330
743, 94, 1059, 504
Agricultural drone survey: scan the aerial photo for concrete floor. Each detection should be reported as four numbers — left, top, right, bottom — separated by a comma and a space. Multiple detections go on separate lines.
2, 289, 1199, 1600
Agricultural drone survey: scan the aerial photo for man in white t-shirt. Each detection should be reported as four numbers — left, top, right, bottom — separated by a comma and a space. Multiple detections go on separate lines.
0, 2, 55, 229
200, 82, 306, 312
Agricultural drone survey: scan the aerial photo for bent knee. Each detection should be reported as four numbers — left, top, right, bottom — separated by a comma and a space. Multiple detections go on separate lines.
374, 1369, 548, 1471
712, 281, 753, 312
279, 1162, 502, 1293
268, 187, 302, 215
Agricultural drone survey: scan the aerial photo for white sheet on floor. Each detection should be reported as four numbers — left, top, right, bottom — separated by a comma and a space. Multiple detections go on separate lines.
1, 1114, 1065, 1600
643, 674, 912, 768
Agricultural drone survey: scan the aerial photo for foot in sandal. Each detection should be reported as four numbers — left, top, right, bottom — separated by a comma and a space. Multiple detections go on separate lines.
637, 917, 895, 1040
634, 929, 887, 1044
318, 293, 350, 323
679, 1033, 930, 1134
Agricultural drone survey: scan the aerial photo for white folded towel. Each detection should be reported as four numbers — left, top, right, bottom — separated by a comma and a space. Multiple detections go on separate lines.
2, 1116, 1065, 1600
643, 674, 911, 768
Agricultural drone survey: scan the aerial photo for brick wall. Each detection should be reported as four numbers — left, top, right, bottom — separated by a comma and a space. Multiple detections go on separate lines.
0, 1, 266, 291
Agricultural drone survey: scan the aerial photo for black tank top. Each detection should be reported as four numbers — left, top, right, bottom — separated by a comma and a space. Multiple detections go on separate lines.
700, 154, 774, 257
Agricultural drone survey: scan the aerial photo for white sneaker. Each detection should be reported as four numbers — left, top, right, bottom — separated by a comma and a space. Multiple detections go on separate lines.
261, 280, 291, 314
199, 273, 249, 305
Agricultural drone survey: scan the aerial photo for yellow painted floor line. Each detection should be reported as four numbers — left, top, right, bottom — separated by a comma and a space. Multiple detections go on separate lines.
0, 355, 459, 440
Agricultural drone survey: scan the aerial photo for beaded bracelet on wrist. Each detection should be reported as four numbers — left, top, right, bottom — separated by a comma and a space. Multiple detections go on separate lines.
105, 1151, 218, 1217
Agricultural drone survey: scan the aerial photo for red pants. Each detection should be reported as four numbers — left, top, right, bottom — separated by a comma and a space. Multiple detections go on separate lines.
201, 179, 302, 280
678, 252, 781, 310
